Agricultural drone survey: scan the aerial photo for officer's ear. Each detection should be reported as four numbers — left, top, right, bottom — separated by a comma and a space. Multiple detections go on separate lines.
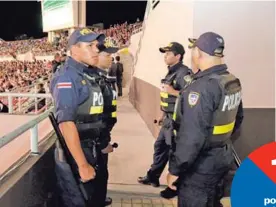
175, 53, 181, 61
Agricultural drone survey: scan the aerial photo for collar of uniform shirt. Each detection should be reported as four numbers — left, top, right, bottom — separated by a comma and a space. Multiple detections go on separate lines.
83, 66, 102, 75
194, 64, 228, 79
97, 68, 108, 75
65, 56, 88, 73
167, 61, 183, 74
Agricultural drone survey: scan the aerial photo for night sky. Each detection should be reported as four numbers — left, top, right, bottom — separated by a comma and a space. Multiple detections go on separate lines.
0, 1, 147, 41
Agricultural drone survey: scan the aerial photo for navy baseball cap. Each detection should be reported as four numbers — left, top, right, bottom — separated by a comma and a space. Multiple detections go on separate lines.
67, 28, 105, 49
97, 40, 119, 54
188, 32, 225, 57
159, 42, 185, 55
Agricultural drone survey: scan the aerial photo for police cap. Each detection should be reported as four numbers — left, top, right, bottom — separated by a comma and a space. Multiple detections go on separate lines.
188, 32, 225, 57
67, 28, 105, 49
98, 39, 119, 54
159, 42, 185, 55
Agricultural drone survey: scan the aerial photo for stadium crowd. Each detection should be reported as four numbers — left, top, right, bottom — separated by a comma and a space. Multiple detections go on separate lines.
0, 60, 51, 93
0, 21, 142, 57
0, 21, 142, 113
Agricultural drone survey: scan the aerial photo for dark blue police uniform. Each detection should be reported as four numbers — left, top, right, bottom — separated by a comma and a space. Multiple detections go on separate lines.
169, 32, 244, 207
138, 43, 192, 191
169, 64, 244, 207
149, 62, 192, 180
83, 40, 119, 206
51, 58, 90, 124
51, 57, 104, 207
50, 28, 106, 207
83, 66, 117, 206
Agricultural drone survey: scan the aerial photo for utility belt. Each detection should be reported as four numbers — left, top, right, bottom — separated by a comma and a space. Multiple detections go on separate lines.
80, 139, 101, 149
102, 111, 117, 119
76, 121, 105, 141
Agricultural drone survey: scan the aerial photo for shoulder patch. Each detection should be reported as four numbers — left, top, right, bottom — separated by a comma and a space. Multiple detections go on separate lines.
188, 92, 200, 106
81, 80, 86, 85
183, 75, 192, 83
57, 82, 72, 89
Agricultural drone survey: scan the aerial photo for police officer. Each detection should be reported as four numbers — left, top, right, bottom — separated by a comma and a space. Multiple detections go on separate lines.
138, 42, 192, 198
50, 28, 105, 207
83, 41, 119, 206
167, 32, 244, 207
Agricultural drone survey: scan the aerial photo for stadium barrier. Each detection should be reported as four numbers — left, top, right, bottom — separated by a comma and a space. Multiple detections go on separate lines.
0, 93, 52, 114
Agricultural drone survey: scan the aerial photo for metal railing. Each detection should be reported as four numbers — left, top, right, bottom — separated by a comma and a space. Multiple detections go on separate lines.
0, 107, 53, 154
0, 93, 52, 114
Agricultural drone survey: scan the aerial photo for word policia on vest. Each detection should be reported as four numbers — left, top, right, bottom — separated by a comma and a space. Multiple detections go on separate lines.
92, 92, 103, 106
222, 91, 241, 112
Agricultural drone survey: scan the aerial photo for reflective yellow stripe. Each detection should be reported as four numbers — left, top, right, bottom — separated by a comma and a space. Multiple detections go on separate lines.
89, 106, 103, 114
112, 100, 117, 106
173, 130, 177, 136
172, 112, 176, 121
213, 121, 235, 135
111, 112, 117, 118
160, 101, 168, 107
160, 92, 168, 98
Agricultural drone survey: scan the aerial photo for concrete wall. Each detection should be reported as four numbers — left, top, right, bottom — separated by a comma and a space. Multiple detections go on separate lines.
129, 0, 275, 159
193, 1, 275, 108
0, 141, 58, 207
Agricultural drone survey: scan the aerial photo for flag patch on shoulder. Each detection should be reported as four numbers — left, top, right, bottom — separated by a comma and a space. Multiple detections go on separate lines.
57, 82, 72, 89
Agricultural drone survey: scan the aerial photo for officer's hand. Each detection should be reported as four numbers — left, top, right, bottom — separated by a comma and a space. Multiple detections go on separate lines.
101, 143, 114, 154
167, 173, 178, 191
79, 163, 96, 183
156, 115, 164, 126
163, 84, 178, 96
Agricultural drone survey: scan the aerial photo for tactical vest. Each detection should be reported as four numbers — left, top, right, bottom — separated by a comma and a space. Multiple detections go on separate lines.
99, 77, 117, 125
93, 71, 117, 126
172, 76, 194, 137
173, 72, 242, 147
75, 73, 104, 140
160, 72, 178, 114
209, 73, 242, 147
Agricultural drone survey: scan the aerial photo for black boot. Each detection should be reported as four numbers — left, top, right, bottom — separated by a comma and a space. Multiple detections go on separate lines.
137, 175, 160, 187
104, 197, 112, 206
160, 187, 177, 199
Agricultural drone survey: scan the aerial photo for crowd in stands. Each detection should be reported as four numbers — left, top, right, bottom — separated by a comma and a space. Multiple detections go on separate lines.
0, 21, 142, 58
0, 60, 52, 93
0, 20, 143, 113
0, 60, 52, 114
97, 21, 143, 46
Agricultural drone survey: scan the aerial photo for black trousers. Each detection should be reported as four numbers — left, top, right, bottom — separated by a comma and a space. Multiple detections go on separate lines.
54, 142, 105, 207
94, 152, 109, 206
177, 172, 227, 207
147, 126, 170, 180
